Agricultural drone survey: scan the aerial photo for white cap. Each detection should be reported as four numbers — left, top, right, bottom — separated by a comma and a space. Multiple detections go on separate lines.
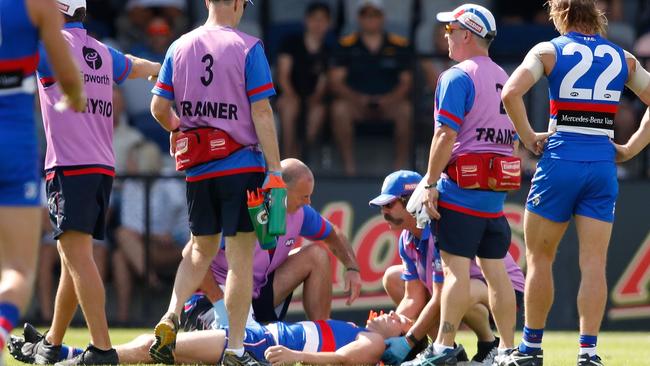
357, 0, 384, 13
436, 3, 497, 39
57, 0, 86, 17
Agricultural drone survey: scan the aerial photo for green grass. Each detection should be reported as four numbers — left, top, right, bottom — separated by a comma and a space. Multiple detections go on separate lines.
4, 328, 650, 365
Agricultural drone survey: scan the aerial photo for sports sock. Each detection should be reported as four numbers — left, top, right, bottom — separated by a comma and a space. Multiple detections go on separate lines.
59, 345, 84, 361
0, 302, 20, 349
518, 326, 543, 354
477, 336, 498, 353
579, 334, 597, 357
226, 347, 245, 357
433, 343, 454, 355
213, 299, 229, 327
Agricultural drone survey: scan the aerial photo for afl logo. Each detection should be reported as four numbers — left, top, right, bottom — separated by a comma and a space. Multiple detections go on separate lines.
83, 47, 103, 70
570, 92, 579, 97
604, 93, 612, 99
256, 210, 269, 225
284, 238, 295, 247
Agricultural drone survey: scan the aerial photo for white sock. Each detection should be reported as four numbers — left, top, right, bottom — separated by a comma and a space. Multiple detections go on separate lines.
579, 346, 596, 357
226, 347, 245, 357
433, 343, 454, 355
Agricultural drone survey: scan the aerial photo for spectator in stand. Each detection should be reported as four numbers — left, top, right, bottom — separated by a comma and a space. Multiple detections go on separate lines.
117, 0, 187, 51
121, 17, 176, 150
330, 0, 413, 176
113, 87, 144, 176
277, 2, 332, 160
112, 141, 188, 324
130, 17, 174, 63
597, 0, 635, 50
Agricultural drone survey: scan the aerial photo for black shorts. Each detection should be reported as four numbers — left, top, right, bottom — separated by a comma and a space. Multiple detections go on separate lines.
252, 271, 292, 323
436, 206, 511, 259
46, 167, 113, 240
186, 172, 264, 237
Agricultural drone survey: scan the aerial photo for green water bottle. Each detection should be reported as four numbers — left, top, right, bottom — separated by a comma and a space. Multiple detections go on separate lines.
267, 187, 287, 236
247, 188, 276, 250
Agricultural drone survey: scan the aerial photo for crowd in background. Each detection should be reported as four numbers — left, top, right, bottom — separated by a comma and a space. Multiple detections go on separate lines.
25, 0, 650, 325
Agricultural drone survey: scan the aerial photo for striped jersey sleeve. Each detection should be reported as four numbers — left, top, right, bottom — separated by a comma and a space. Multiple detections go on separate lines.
245, 42, 276, 103
299, 205, 332, 241
108, 46, 133, 85
434, 67, 475, 132
151, 40, 178, 100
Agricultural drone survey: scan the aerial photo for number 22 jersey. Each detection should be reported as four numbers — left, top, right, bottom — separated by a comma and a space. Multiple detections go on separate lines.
546, 32, 628, 162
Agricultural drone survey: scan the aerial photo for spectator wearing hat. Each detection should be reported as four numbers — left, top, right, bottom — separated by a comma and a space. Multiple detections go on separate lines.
404, 3, 519, 365
276, 2, 332, 160
117, 0, 187, 51
330, 0, 413, 176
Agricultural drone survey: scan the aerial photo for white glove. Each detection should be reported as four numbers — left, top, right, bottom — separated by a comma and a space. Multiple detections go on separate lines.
406, 177, 432, 229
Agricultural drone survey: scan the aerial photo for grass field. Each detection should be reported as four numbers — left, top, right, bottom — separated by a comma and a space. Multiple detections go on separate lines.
4, 328, 650, 365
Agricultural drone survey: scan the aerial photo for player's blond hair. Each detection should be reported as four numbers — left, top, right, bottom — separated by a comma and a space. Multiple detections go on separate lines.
547, 0, 608, 36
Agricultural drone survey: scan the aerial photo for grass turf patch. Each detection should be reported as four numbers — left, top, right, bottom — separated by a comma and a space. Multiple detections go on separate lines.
4, 328, 649, 365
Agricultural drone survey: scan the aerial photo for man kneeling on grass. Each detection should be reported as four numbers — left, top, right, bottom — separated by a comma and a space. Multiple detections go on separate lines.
10, 311, 426, 365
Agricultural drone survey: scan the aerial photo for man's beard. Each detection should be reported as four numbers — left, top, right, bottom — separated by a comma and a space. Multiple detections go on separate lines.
384, 214, 403, 225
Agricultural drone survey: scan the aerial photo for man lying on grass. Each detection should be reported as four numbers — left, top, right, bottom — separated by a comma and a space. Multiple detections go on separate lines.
9, 311, 427, 365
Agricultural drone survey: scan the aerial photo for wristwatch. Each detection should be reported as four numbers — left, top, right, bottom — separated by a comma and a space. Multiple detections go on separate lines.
405, 331, 421, 346
424, 182, 436, 189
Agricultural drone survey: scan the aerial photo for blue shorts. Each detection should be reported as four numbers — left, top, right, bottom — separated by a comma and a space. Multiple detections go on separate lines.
526, 158, 618, 223
224, 323, 276, 361
0, 148, 40, 206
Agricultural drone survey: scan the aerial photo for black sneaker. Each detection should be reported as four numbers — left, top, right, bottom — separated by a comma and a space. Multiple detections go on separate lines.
54, 345, 118, 365
577, 354, 604, 366
498, 348, 543, 366
8, 323, 62, 365
470, 337, 499, 365
149, 312, 179, 364
221, 350, 271, 366
400, 344, 468, 366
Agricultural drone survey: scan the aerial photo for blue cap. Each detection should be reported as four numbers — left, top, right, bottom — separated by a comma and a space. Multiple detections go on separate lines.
369, 170, 423, 207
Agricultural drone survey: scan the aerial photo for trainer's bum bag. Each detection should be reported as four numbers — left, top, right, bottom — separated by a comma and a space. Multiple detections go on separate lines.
174, 127, 244, 171
446, 153, 521, 191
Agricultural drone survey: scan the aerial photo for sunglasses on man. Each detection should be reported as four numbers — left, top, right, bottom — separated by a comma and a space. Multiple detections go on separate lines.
444, 23, 465, 35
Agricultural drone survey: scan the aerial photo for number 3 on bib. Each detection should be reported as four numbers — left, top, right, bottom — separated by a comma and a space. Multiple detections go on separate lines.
559, 43, 623, 102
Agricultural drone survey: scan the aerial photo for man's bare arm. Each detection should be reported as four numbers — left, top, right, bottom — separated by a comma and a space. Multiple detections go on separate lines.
322, 226, 358, 271
614, 107, 650, 162
126, 55, 161, 80
150, 95, 180, 132
321, 226, 361, 305
406, 283, 443, 343
27, 0, 85, 112
251, 98, 282, 172
395, 279, 428, 321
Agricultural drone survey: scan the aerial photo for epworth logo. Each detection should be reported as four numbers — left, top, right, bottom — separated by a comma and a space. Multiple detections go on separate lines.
82, 47, 102, 70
